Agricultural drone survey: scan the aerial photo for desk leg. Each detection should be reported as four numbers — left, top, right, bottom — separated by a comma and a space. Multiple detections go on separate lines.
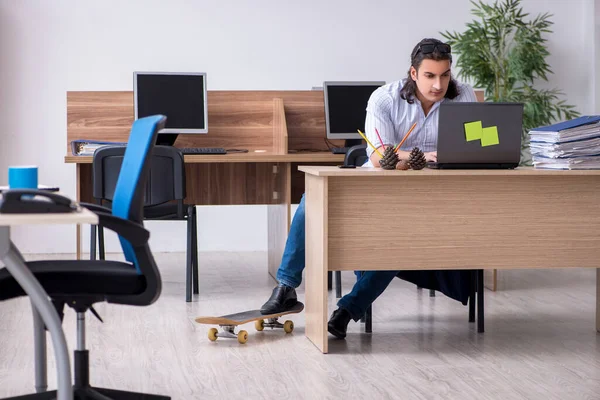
267, 163, 291, 280
0, 228, 73, 400
76, 225, 81, 260
305, 175, 328, 353
76, 163, 82, 260
32, 305, 48, 392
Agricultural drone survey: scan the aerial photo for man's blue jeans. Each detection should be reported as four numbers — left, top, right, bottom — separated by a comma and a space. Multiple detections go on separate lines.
276, 193, 398, 321
275, 195, 306, 289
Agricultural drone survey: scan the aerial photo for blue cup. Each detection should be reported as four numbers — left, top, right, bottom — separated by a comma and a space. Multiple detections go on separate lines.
8, 166, 38, 189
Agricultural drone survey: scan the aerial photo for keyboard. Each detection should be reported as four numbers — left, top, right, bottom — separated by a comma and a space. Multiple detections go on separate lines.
180, 147, 227, 155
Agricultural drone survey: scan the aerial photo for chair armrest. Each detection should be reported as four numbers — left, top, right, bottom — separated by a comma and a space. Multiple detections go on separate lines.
80, 202, 112, 214
94, 211, 150, 247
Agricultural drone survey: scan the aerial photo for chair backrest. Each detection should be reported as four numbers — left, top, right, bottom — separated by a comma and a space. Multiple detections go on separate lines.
93, 146, 186, 209
110, 115, 165, 273
344, 144, 368, 167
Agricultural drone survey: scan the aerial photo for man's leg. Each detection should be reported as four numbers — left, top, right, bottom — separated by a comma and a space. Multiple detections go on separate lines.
328, 270, 398, 338
261, 194, 306, 314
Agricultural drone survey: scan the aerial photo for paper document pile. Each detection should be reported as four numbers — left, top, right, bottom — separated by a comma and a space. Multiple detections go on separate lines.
529, 116, 600, 169
70, 140, 126, 156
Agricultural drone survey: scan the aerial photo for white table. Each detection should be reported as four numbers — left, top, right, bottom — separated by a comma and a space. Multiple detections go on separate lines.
0, 207, 97, 400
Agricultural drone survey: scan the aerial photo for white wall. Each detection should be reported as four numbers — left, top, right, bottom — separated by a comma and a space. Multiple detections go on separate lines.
0, 0, 596, 254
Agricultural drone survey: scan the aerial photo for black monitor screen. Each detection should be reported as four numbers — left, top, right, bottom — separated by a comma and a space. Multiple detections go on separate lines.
135, 73, 207, 133
324, 83, 384, 139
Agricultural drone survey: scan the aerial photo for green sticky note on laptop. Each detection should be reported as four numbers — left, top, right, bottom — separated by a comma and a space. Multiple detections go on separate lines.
481, 126, 499, 146
464, 121, 483, 141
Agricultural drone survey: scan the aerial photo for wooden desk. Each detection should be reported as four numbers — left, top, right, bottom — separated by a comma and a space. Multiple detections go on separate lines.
300, 166, 600, 353
0, 206, 97, 400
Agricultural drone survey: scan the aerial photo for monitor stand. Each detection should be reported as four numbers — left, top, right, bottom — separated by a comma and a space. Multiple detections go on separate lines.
156, 133, 178, 147
344, 139, 363, 148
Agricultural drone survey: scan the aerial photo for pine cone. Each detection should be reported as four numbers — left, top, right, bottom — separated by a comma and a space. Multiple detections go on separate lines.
378, 146, 399, 170
407, 147, 427, 170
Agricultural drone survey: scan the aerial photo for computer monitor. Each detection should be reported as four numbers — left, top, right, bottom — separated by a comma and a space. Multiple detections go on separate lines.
323, 81, 385, 148
134, 71, 208, 146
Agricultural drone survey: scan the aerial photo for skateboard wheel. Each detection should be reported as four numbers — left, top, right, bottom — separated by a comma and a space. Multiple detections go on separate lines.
283, 320, 294, 333
208, 328, 218, 341
237, 330, 248, 344
255, 320, 264, 331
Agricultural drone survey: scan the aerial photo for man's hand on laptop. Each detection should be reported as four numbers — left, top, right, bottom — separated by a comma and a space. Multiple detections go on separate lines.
424, 151, 437, 162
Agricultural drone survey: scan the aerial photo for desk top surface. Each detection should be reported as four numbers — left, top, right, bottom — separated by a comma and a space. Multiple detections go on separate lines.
298, 165, 600, 177
65, 152, 345, 164
0, 207, 98, 226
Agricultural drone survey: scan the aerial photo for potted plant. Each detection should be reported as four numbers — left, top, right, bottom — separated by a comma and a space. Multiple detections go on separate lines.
440, 0, 580, 164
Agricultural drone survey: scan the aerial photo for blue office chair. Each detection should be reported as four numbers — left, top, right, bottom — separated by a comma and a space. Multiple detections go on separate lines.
91, 145, 199, 302
0, 115, 170, 399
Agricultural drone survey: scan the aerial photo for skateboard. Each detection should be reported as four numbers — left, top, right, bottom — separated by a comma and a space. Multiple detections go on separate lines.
195, 302, 304, 344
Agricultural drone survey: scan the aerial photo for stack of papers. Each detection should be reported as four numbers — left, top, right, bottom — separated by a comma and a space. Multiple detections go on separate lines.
528, 116, 600, 169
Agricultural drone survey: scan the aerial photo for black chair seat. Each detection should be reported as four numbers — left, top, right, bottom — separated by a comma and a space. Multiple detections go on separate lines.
0, 260, 145, 301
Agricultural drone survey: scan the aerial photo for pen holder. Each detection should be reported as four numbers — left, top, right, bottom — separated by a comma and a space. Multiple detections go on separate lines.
8, 166, 38, 189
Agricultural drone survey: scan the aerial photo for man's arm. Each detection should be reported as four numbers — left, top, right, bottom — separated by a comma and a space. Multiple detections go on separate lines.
369, 147, 411, 167
364, 89, 396, 167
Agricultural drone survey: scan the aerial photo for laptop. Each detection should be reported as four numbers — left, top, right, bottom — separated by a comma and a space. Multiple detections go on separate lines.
429, 102, 524, 169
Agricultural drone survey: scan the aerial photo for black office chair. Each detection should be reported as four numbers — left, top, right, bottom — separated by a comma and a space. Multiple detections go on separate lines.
344, 144, 369, 166
334, 145, 484, 334
0, 115, 170, 399
91, 145, 199, 302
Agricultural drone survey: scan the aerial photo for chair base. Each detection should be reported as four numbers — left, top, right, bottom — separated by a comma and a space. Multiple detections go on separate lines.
2, 348, 170, 400
3, 386, 170, 400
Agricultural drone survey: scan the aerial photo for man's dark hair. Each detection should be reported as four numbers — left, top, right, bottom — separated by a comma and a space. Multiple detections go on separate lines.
399, 38, 460, 104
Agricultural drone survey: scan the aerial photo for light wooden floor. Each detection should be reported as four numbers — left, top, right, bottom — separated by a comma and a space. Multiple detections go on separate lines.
1, 252, 599, 399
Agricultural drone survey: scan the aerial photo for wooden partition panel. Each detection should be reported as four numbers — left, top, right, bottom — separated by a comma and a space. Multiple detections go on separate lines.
67, 92, 133, 155
283, 91, 344, 151
66, 90, 343, 155
272, 98, 288, 154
